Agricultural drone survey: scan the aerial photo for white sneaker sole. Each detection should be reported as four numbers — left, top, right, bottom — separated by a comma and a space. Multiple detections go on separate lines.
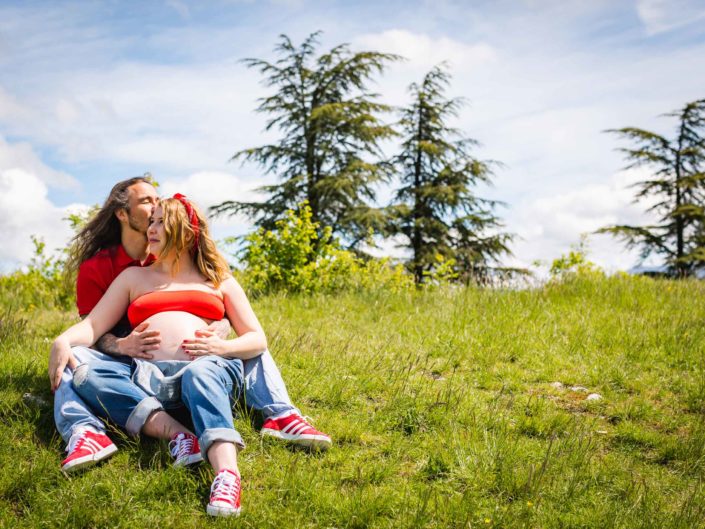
62, 443, 118, 473
261, 428, 332, 449
173, 452, 203, 468
207, 503, 241, 517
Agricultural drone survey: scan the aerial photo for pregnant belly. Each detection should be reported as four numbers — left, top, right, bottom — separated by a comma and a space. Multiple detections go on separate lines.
140, 311, 209, 361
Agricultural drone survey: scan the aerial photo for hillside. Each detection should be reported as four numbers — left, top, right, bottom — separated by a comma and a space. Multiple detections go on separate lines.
1, 276, 704, 528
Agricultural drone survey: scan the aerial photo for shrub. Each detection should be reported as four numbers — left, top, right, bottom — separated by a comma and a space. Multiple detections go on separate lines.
422, 254, 459, 285
550, 236, 604, 280
237, 203, 413, 294
0, 236, 74, 312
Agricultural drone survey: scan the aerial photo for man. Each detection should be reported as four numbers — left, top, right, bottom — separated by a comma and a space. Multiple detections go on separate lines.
53, 176, 331, 473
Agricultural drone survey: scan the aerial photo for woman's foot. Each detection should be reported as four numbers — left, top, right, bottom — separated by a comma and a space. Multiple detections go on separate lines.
207, 469, 241, 517
169, 432, 203, 467
261, 413, 332, 450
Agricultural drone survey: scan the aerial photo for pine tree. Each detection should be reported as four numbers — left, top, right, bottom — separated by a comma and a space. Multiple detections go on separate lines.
387, 65, 512, 284
599, 99, 705, 276
211, 32, 399, 248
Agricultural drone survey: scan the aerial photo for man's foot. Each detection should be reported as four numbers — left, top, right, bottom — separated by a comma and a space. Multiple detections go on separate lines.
261, 413, 332, 450
61, 429, 118, 473
207, 469, 241, 517
169, 432, 203, 467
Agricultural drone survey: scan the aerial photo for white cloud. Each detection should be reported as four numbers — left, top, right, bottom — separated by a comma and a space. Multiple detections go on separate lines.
0, 135, 85, 270
159, 170, 260, 219
636, 0, 705, 35
0, 62, 268, 173
0, 168, 86, 271
0, 85, 30, 122
158, 170, 264, 252
0, 135, 78, 189
165, 0, 191, 20
508, 168, 660, 272
354, 29, 497, 72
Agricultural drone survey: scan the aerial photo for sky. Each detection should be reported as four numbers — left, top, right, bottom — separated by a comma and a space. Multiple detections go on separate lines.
1, 0, 704, 273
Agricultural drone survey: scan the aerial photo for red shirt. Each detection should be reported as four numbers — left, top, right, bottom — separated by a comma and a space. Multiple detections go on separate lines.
76, 245, 155, 315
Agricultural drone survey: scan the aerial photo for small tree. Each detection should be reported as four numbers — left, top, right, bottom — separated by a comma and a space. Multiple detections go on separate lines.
238, 202, 412, 294
387, 65, 512, 283
599, 99, 705, 276
211, 32, 399, 248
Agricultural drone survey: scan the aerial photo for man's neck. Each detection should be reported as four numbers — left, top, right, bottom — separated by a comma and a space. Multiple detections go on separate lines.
121, 229, 149, 262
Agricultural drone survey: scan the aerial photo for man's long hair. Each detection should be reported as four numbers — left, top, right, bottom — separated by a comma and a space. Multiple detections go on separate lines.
157, 197, 231, 287
65, 176, 154, 281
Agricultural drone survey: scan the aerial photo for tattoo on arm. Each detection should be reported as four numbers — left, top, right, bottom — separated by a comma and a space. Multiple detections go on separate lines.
95, 333, 122, 356
212, 318, 232, 339
80, 316, 124, 357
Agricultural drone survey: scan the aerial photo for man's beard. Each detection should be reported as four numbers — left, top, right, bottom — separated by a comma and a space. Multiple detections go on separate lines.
127, 212, 148, 235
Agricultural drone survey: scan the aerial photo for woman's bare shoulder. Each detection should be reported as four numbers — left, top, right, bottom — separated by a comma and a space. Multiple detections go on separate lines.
112, 266, 160, 297
219, 274, 241, 288
219, 275, 246, 296
115, 265, 150, 282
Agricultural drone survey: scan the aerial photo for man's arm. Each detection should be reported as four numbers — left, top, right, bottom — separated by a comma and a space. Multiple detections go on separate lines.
82, 315, 121, 356
89, 319, 160, 359
94, 331, 122, 356
207, 318, 232, 339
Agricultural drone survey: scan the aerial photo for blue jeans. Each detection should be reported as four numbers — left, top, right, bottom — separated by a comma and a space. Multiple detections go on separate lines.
243, 350, 299, 419
54, 347, 120, 443
55, 347, 298, 445
72, 356, 246, 459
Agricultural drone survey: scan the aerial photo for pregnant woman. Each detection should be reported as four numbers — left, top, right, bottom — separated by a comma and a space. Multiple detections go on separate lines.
48, 194, 264, 517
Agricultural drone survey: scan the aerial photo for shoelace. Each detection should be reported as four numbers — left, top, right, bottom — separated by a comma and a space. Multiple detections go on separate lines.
169, 433, 194, 459
67, 431, 89, 453
211, 472, 241, 505
288, 415, 316, 432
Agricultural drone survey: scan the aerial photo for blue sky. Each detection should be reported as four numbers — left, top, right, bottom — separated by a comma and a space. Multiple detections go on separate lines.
1, 0, 704, 272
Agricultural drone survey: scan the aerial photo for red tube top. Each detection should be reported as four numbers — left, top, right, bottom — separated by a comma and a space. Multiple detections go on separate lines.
127, 290, 225, 327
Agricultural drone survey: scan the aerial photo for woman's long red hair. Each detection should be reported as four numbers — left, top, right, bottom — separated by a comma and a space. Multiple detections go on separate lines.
155, 197, 230, 287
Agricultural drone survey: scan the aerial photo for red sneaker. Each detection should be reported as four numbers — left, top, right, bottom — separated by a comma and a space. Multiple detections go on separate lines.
261, 413, 332, 450
61, 429, 118, 473
169, 432, 203, 467
207, 469, 241, 517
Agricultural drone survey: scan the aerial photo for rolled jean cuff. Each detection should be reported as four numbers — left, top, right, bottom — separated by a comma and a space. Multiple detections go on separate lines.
125, 396, 163, 436
200, 428, 245, 462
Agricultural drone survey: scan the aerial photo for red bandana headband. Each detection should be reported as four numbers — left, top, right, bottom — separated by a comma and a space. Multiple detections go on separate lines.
172, 193, 200, 250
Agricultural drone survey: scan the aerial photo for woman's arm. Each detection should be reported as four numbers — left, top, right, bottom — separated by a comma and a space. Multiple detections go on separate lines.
184, 276, 267, 360
48, 269, 135, 390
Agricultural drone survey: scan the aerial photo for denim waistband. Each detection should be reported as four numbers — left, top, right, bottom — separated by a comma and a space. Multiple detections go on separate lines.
131, 359, 192, 407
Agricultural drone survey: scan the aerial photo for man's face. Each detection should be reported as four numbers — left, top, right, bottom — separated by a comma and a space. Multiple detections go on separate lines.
119, 182, 159, 235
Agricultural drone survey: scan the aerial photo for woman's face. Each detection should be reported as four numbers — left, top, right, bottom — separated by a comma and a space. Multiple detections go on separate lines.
147, 205, 166, 255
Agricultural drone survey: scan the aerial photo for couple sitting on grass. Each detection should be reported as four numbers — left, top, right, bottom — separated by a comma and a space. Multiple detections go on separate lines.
48, 176, 331, 517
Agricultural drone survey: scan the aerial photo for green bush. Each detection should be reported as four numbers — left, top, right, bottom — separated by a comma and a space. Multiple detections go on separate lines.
550, 236, 604, 280
237, 202, 413, 294
0, 236, 74, 312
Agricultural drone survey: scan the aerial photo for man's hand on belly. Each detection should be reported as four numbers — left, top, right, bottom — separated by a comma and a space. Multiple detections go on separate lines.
206, 318, 232, 339
114, 322, 161, 359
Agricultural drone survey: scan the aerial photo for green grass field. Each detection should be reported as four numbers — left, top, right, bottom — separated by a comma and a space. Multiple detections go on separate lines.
2, 275, 705, 528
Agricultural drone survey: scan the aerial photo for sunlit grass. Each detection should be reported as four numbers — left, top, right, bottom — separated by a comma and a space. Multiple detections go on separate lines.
2, 275, 705, 528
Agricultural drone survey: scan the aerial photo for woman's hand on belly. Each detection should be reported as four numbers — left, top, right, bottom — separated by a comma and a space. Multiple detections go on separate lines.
181, 329, 230, 360
139, 312, 209, 361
